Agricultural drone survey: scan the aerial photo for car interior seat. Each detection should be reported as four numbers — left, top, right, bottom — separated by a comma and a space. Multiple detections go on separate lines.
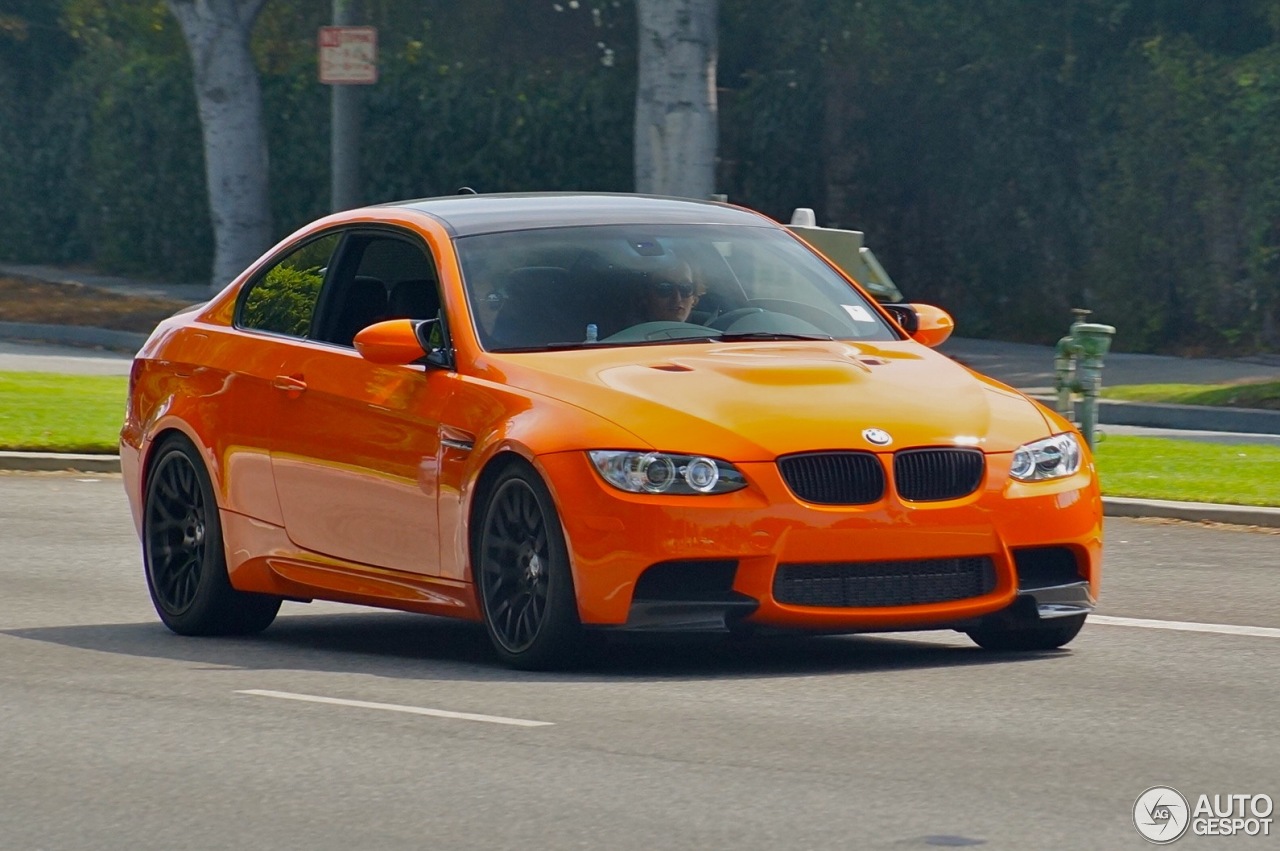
332, 275, 387, 346
490, 266, 589, 348
387, 279, 440, 321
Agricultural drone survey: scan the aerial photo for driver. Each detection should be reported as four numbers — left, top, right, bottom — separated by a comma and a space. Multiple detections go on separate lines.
636, 260, 703, 323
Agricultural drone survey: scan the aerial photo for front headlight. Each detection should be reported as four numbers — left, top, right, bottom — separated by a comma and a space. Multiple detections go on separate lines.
588, 450, 747, 495
1009, 433, 1083, 482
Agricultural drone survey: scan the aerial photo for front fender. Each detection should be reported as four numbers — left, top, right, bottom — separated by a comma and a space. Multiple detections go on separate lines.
435, 375, 650, 583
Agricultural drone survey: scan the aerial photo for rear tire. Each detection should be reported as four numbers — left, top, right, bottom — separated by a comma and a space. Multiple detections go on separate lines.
475, 464, 583, 670
143, 435, 281, 636
966, 614, 1086, 651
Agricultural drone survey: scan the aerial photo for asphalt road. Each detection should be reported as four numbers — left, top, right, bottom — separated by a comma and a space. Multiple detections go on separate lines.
2, 473, 1278, 850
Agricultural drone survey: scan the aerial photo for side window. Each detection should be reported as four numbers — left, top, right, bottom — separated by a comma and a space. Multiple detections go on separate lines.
239, 234, 340, 337
313, 234, 442, 347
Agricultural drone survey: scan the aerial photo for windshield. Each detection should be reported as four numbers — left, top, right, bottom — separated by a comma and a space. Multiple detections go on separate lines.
456, 223, 899, 351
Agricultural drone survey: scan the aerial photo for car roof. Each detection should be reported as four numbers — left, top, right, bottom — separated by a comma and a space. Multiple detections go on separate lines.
380, 192, 774, 237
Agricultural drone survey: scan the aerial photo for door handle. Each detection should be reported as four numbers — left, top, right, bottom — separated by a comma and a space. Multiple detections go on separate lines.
271, 374, 308, 394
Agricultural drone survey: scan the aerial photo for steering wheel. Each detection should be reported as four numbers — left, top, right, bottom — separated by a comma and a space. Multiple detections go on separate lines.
708, 307, 765, 331
600, 321, 720, 343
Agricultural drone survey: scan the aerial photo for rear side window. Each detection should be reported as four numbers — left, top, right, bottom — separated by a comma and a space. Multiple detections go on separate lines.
239, 234, 340, 337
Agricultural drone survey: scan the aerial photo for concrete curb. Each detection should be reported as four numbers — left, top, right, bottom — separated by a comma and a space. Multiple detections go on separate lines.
1028, 394, 1280, 436
1095, 398, 1280, 435
1102, 496, 1280, 527
3, 451, 1278, 527
0, 451, 125, 474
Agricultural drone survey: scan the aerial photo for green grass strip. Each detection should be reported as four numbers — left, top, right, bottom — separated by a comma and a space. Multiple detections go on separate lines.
1093, 435, 1280, 507
2, 371, 1278, 508
0, 371, 128, 453
1101, 381, 1280, 410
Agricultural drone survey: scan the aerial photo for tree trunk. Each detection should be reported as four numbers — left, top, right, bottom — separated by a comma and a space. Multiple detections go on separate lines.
168, 0, 272, 293
634, 0, 718, 199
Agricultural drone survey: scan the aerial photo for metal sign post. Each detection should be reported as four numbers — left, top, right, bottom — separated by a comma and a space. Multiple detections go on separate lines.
319, 6, 377, 212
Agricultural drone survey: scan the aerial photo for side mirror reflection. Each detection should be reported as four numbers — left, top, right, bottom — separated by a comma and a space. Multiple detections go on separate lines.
354, 317, 453, 368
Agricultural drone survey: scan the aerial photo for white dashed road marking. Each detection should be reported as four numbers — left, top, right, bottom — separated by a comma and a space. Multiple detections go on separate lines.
237, 689, 554, 727
1090, 615, 1280, 639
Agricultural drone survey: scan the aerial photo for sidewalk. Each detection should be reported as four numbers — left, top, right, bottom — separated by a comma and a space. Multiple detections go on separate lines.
3, 263, 1279, 526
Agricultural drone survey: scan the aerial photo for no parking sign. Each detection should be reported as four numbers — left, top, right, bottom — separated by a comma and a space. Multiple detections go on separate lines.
318, 26, 378, 85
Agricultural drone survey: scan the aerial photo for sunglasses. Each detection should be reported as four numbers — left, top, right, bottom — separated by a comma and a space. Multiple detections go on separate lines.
649, 280, 697, 299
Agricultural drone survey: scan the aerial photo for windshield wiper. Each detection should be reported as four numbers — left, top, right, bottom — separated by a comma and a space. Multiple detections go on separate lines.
715, 332, 834, 342
492, 341, 596, 353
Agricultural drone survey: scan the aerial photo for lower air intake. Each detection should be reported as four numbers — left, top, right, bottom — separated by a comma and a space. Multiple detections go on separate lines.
773, 557, 997, 608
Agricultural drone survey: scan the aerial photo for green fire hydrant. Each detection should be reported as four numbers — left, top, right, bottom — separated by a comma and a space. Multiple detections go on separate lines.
1054, 309, 1116, 449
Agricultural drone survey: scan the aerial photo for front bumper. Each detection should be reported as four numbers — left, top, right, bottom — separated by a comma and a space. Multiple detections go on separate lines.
535, 450, 1102, 632
1020, 581, 1094, 620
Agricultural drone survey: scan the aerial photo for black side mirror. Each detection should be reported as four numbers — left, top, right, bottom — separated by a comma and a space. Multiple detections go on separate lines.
881, 303, 919, 334
413, 315, 454, 368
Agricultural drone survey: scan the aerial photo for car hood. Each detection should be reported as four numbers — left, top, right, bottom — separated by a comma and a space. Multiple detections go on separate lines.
486, 340, 1054, 460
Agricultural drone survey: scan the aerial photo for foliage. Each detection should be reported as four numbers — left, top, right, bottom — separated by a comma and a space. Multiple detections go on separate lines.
1089, 35, 1280, 352
2, 0, 1280, 355
241, 263, 324, 337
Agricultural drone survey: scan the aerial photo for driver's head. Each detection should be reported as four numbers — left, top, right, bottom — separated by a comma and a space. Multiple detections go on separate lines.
639, 260, 700, 323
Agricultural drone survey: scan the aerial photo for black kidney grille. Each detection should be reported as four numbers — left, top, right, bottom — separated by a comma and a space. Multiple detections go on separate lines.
777, 451, 885, 505
774, 557, 997, 608
893, 448, 985, 502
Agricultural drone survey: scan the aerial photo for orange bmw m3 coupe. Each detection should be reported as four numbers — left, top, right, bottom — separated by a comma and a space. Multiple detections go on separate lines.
121, 193, 1101, 669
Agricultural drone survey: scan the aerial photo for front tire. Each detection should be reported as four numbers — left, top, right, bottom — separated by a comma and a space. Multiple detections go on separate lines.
475, 464, 582, 669
966, 614, 1086, 651
143, 434, 281, 636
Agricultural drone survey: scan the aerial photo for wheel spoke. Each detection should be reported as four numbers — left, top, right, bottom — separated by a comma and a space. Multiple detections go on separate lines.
149, 516, 184, 538
151, 495, 182, 526
489, 593, 513, 623
180, 561, 199, 606
518, 591, 538, 644
483, 538, 521, 566
176, 463, 197, 504
519, 594, 542, 645
499, 491, 522, 534
521, 492, 540, 533
501, 591, 521, 639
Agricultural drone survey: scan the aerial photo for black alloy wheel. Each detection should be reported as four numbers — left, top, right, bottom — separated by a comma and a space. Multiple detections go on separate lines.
476, 465, 582, 669
143, 435, 280, 635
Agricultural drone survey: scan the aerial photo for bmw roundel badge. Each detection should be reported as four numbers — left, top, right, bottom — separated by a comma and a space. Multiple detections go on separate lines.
863, 428, 893, 446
